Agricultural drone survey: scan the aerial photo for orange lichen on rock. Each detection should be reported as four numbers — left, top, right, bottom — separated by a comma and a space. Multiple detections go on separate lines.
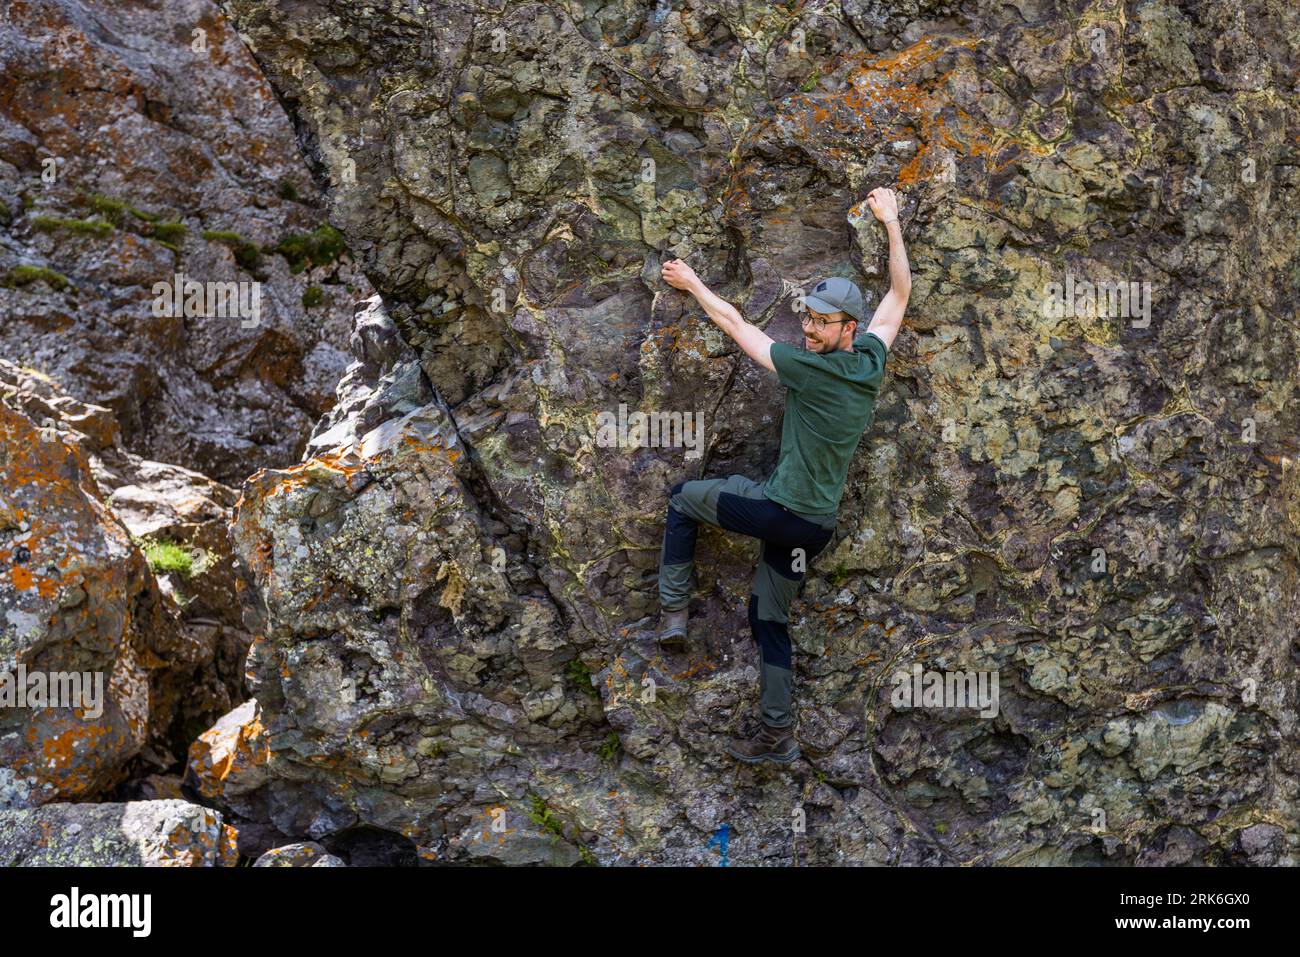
9, 565, 34, 591
185, 699, 271, 801
218, 824, 241, 866
726, 33, 1047, 221
262, 451, 364, 496
37, 721, 112, 772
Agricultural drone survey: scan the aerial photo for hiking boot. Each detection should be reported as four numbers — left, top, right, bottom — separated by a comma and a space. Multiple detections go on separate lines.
657, 607, 688, 649
725, 722, 800, 764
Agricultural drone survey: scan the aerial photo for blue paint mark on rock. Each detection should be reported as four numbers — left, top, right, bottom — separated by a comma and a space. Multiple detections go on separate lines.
707, 823, 730, 866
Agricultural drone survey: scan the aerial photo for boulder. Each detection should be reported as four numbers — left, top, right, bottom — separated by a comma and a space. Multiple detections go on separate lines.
0, 800, 239, 866
253, 841, 345, 867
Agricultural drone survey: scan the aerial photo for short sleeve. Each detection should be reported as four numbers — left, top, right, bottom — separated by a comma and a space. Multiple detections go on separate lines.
769, 342, 817, 392
854, 330, 888, 382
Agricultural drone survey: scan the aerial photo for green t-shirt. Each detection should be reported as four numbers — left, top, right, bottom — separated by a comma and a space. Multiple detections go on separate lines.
764, 331, 889, 515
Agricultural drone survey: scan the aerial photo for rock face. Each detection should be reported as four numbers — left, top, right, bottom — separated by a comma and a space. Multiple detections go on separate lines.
0, 799, 239, 866
0, 360, 247, 808
202, 0, 1298, 865
0, 0, 365, 483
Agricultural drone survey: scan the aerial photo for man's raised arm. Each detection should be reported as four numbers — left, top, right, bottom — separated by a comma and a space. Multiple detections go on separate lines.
863, 187, 912, 351
661, 259, 775, 372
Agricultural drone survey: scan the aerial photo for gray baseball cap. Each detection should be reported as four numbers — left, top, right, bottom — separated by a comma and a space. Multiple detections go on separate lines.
797, 277, 865, 320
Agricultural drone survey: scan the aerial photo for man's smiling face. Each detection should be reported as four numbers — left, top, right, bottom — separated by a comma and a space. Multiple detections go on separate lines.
801, 307, 854, 353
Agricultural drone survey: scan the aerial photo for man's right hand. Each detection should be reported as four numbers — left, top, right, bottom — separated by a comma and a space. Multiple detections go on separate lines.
661, 259, 700, 292
866, 187, 900, 224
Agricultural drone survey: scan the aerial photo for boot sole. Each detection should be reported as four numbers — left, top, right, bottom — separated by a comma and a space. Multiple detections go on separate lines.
657, 635, 687, 652
725, 745, 801, 765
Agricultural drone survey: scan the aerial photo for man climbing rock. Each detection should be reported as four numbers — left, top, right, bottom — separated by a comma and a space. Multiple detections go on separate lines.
657, 186, 911, 765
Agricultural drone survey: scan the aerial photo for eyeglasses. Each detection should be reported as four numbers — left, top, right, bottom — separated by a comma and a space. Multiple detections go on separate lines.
800, 312, 854, 333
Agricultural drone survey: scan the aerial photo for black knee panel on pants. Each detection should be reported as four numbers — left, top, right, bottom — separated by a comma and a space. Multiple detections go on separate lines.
747, 594, 792, 671
663, 504, 697, 565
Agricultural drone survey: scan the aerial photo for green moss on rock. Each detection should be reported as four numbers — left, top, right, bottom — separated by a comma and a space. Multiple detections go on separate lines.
31, 215, 113, 237
202, 230, 261, 269
151, 222, 187, 243
2, 265, 70, 290
272, 224, 347, 273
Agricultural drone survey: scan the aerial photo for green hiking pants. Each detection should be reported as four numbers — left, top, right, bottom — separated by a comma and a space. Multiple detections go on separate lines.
659, 474, 836, 728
